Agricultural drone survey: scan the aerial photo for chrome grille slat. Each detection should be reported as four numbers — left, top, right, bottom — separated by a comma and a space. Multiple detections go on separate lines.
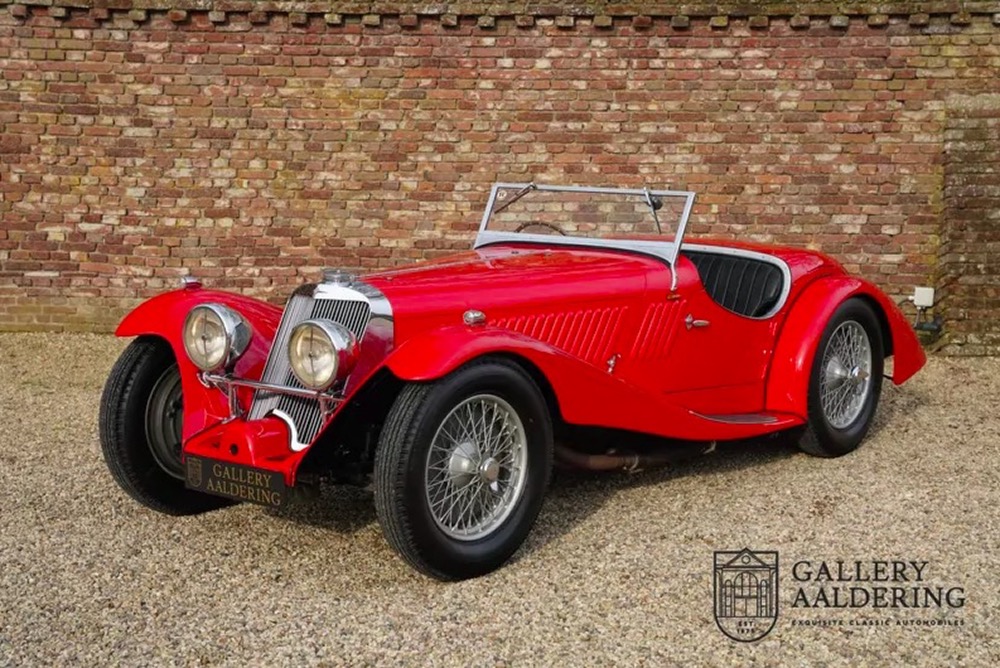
248, 289, 372, 445
248, 295, 313, 420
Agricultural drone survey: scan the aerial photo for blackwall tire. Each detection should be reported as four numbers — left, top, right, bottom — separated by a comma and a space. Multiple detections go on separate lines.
374, 359, 553, 581
99, 336, 232, 515
797, 298, 885, 458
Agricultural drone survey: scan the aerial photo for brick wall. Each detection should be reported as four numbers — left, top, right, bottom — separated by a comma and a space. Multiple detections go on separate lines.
0, 1, 998, 351
940, 94, 1000, 354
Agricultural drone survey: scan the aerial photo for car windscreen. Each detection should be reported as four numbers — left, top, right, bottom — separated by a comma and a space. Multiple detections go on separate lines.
479, 184, 694, 243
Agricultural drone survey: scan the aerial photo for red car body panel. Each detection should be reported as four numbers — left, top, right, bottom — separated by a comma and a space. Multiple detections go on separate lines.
115, 288, 281, 441
182, 416, 305, 486
113, 239, 925, 486
383, 324, 804, 441
764, 275, 926, 417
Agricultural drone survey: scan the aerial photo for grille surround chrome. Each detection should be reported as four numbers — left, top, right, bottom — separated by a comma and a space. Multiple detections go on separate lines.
247, 279, 393, 450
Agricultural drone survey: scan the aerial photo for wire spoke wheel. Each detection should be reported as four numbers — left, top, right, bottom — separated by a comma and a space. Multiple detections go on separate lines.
424, 394, 528, 541
375, 361, 554, 579
819, 321, 873, 430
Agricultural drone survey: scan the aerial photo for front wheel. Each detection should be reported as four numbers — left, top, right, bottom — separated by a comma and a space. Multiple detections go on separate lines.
374, 360, 553, 580
797, 298, 885, 458
99, 337, 231, 515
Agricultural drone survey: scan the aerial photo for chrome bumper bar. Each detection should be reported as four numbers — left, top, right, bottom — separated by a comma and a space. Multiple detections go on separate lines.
201, 373, 343, 419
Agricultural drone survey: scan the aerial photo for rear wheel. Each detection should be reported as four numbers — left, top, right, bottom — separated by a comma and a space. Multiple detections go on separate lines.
374, 360, 553, 580
797, 299, 884, 457
99, 337, 231, 515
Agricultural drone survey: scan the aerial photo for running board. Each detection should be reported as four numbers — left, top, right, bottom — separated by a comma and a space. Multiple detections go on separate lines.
691, 412, 781, 425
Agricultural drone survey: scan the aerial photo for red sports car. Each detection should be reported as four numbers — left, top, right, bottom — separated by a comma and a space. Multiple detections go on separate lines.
100, 184, 925, 580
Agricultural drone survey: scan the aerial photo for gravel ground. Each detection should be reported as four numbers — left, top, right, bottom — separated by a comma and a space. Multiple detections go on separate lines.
0, 332, 997, 666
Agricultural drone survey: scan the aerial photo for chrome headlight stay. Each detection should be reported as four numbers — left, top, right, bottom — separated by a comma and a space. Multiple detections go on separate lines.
182, 303, 251, 372
287, 319, 359, 391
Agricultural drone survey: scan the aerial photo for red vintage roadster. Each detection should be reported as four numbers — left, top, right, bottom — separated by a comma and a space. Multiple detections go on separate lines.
100, 184, 925, 580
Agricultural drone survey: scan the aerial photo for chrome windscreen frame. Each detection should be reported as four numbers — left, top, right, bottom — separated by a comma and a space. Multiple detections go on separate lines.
200, 276, 394, 451
473, 183, 697, 290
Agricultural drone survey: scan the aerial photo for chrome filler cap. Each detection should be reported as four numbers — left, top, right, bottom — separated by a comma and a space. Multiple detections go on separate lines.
322, 268, 355, 287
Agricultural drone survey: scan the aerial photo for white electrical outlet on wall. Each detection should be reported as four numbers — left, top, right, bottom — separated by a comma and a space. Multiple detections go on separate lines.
913, 287, 935, 308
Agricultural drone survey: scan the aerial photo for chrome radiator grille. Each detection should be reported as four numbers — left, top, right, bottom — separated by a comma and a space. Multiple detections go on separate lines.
248, 292, 372, 445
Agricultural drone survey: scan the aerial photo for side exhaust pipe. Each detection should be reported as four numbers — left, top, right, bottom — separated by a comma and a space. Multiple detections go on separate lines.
554, 441, 716, 473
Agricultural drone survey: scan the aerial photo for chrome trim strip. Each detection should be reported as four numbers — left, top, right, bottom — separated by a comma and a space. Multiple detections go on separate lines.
491, 182, 697, 198
672, 193, 697, 288
310, 284, 369, 302
691, 411, 780, 425
272, 409, 309, 452
341, 279, 394, 398
478, 184, 501, 233
475, 230, 679, 266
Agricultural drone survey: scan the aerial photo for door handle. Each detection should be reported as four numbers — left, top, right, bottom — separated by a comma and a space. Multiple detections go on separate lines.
685, 314, 710, 330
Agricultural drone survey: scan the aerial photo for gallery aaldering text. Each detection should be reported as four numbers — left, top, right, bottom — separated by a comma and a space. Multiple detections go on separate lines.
790, 560, 966, 609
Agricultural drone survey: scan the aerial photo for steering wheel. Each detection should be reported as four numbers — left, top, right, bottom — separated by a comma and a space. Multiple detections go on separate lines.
514, 222, 567, 236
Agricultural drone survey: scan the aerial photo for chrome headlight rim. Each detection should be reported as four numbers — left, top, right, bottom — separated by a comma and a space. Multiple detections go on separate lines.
182, 303, 251, 372
287, 319, 359, 391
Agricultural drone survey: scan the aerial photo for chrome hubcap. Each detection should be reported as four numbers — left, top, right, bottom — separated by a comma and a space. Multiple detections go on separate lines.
820, 321, 873, 429
145, 365, 185, 480
480, 457, 500, 484
425, 394, 528, 541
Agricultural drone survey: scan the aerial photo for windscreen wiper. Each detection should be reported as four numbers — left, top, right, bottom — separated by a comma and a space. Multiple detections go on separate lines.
492, 182, 537, 215
643, 186, 663, 234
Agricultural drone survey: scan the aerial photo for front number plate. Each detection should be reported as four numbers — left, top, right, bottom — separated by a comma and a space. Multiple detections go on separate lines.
185, 457, 286, 507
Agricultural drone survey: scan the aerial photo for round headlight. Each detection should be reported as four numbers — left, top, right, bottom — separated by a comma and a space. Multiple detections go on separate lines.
182, 303, 251, 372
287, 319, 358, 391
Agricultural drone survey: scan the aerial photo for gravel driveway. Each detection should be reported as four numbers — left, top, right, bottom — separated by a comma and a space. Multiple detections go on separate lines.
0, 333, 997, 666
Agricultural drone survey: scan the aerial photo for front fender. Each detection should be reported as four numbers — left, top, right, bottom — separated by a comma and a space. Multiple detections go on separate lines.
383, 325, 558, 382
765, 276, 926, 419
115, 287, 283, 440
116, 287, 282, 344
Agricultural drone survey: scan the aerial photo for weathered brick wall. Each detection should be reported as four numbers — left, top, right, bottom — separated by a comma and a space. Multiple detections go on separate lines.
940, 94, 1000, 354
0, 2, 999, 351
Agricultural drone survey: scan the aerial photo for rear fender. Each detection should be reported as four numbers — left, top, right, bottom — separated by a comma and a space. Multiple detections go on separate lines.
115, 288, 283, 440
765, 276, 926, 419
385, 326, 785, 441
